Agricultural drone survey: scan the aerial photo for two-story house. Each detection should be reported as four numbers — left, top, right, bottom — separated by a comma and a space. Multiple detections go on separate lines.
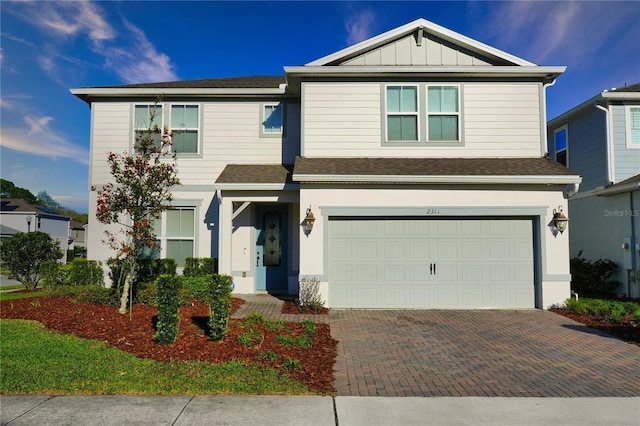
72, 18, 580, 309
547, 84, 640, 298
0, 198, 71, 256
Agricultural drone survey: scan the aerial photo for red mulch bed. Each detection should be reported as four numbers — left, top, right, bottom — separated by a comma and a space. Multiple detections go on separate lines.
0, 294, 337, 394
281, 300, 329, 315
551, 308, 640, 346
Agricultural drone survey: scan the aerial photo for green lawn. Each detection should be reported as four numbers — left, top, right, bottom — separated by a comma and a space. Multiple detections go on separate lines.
0, 291, 41, 301
0, 319, 312, 395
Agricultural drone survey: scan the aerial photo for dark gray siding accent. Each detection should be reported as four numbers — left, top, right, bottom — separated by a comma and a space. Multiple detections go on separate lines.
567, 108, 609, 192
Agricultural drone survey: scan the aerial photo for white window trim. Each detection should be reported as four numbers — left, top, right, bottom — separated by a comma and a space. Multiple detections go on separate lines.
260, 102, 284, 137
625, 105, 640, 149
554, 125, 569, 166
133, 104, 164, 149
155, 206, 197, 267
169, 103, 201, 155
426, 84, 461, 143
384, 84, 420, 143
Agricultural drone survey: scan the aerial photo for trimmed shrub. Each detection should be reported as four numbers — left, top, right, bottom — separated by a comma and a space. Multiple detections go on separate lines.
67, 259, 103, 287
154, 274, 181, 345
206, 274, 233, 341
181, 275, 213, 304
108, 257, 176, 297
571, 251, 621, 295
40, 259, 103, 288
183, 257, 218, 277
40, 260, 64, 287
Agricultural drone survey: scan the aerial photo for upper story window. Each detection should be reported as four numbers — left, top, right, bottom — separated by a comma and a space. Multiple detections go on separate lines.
134, 104, 163, 149
170, 105, 199, 153
627, 106, 640, 148
386, 85, 418, 141
427, 86, 460, 142
262, 103, 283, 135
554, 126, 568, 166
383, 84, 463, 145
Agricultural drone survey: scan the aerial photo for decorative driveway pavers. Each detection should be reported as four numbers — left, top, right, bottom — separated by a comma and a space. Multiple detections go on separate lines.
234, 296, 640, 397
329, 310, 640, 397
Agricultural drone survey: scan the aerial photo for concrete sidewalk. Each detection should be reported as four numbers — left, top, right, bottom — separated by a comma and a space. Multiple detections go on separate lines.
2, 395, 639, 425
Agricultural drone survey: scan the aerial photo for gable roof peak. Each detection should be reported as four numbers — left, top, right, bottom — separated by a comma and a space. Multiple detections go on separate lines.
306, 17, 537, 67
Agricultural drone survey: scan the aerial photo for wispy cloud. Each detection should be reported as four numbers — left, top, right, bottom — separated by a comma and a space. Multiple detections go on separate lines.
4, 0, 177, 84
1, 115, 89, 165
479, 1, 637, 66
102, 20, 177, 83
345, 10, 376, 45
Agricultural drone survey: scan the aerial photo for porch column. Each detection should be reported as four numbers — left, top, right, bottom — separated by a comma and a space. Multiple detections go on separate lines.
218, 193, 234, 276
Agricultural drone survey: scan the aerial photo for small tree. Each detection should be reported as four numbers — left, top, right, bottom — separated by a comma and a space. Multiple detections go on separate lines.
96, 102, 180, 314
0, 232, 63, 290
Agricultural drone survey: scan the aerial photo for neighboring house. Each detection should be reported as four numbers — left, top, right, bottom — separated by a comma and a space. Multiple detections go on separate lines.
547, 84, 640, 297
72, 18, 580, 309
69, 220, 87, 251
0, 198, 71, 256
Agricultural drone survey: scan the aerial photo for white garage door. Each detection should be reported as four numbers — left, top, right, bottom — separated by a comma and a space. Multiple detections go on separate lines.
328, 218, 535, 309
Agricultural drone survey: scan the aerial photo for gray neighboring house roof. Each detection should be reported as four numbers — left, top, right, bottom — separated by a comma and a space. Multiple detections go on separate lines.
1, 224, 20, 236
0, 198, 70, 220
594, 173, 640, 196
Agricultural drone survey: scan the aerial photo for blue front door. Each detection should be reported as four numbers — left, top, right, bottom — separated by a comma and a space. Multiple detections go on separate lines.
256, 205, 288, 292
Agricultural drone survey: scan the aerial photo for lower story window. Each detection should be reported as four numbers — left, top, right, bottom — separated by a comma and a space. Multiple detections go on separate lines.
147, 207, 195, 267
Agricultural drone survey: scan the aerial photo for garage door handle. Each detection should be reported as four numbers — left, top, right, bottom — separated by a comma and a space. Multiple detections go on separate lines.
434, 263, 436, 275
429, 263, 433, 274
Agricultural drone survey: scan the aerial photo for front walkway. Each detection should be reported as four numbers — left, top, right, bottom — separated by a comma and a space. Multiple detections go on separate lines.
233, 295, 640, 397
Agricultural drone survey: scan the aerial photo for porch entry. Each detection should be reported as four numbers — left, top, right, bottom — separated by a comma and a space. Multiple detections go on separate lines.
256, 204, 288, 293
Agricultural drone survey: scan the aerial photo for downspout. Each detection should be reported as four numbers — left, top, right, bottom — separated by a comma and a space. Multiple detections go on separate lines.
629, 192, 637, 297
594, 101, 615, 184
542, 78, 557, 157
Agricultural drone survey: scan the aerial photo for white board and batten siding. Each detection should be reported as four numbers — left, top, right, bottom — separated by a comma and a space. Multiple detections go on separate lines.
90, 102, 131, 186
328, 218, 535, 309
341, 33, 493, 67
302, 82, 542, 158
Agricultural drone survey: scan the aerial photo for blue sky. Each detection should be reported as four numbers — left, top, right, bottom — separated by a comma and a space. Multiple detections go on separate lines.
1, 1, 639, 213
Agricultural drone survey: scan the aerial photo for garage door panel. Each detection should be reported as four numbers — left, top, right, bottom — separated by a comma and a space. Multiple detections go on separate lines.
329, 218, 534, 309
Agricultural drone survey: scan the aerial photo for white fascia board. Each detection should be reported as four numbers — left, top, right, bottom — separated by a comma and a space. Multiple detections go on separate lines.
600, 92, 640, 101
70, 87, 286, 98
306, 18, 536, 67
293, 174, 582, 185
284, 66, 565, 79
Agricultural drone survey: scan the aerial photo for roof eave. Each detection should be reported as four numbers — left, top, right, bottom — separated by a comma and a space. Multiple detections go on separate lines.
292, 175, 581, 185
285, 65, 565, 79
213, 183, 300, 191
593, 182, 640, 196
70, 87, 289, 103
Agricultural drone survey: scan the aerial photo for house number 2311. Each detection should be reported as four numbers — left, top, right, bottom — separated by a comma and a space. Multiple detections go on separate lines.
426, 209, 440, 215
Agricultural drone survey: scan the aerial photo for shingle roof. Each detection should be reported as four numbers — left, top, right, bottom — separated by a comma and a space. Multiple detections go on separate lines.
610, 83, 640, 93
96, 76, 286, 89
0, 198, 70, 219
215, 164, 294, 185
293, 157, 579, 178
615, 173, 640, 186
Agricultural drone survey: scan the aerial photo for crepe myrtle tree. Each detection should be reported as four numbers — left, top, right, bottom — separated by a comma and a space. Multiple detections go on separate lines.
96, 103, 181, 314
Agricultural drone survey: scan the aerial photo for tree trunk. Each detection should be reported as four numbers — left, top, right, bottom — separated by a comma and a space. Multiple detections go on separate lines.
118, 272, 131, 314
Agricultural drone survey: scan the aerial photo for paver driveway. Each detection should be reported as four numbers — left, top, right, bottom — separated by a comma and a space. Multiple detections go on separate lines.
329, 309, 640, 397
234, 296, 640, 397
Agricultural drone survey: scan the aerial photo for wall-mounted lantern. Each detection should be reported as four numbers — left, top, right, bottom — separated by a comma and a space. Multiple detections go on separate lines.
26, 215, 32, 233
303, 206, 316, 236
552, 206, 569, 234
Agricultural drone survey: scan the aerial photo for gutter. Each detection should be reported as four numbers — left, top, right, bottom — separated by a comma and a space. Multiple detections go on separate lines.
292, 174, 582, 185
541, 78, 558, 157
